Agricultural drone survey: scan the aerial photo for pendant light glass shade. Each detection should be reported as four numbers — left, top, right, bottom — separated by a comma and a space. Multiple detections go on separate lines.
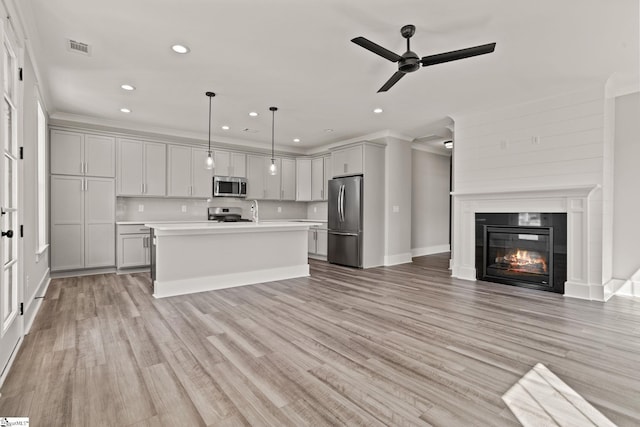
205, 91, 216, 170
269, 106, 278, 176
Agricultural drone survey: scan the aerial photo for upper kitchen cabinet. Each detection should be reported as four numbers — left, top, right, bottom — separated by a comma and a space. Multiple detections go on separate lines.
167, 144, 212, 197
311, 157, 324, 201
331, 144, 363, 177
117, 138, 166, 196
214, 150, 246, 177
50, 129, 115, 177
246, 154, 284, 200
323, 154, 331, 201
281, 158, 296, 201
295, 158, 311, 201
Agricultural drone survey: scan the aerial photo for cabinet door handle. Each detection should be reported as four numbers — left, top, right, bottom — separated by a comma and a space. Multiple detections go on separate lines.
343, 163, 347, 173
84, 162, 88, 174
281, 189, 284, 199
320, 189, 323, 199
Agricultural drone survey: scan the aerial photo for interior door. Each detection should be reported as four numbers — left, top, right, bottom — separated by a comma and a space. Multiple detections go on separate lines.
0, 33, 22, 380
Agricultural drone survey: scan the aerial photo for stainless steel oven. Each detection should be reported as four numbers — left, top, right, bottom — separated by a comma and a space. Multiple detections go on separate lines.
213, 176, 247, 198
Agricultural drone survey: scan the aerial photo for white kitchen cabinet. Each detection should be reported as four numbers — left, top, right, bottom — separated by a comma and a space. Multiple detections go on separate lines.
308, 225, 328, 259
167, 145, 212, 198
117, 138, 167, 196
246, 154, 265, 199
50, 130, 115, 177
323, 155, 331, 201
295, 159, 311, 201
264, 157, 282, 200
311, 157, 324, 201
281, 158, 296, 201
214, 150, 246, 177
246, 155, 285, 200
117, 224, 151, 269
192, 149, 213, 197
331, 144, 363, 177
51, 175, 115, 271
167, 145, 192, 197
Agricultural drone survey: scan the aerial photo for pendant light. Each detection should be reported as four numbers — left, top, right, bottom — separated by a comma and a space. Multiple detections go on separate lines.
269, 106, 278, 176
205, 91, 215, 170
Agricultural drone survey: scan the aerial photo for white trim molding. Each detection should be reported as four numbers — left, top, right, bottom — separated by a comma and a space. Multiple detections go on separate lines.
384, 253, 413, 266
411, 244, 450, 258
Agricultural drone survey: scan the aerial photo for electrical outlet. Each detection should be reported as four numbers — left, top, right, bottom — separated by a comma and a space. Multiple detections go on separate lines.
500, 140, 508, 150
181, 205, 187, 213
313, 206, 317, 213
532, 136, 540, 145
277, 206, 282, 213
138, 204, 144, 212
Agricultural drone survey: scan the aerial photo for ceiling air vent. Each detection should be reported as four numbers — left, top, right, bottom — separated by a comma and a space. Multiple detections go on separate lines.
67, 39, 91, 55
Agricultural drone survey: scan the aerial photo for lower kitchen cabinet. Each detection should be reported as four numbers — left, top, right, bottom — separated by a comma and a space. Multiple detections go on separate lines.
308, 226, 327, 259
117, 224, 151, 269
51, 175, 115, 271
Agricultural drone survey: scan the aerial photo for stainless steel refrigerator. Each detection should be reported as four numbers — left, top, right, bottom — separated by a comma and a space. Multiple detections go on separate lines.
328, 175, 363, 268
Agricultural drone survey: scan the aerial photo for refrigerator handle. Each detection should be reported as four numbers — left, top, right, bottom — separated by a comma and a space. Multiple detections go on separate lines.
340, 184, 345, 222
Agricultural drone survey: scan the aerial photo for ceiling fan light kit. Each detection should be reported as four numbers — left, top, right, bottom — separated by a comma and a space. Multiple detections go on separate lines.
352, 24, 496, 92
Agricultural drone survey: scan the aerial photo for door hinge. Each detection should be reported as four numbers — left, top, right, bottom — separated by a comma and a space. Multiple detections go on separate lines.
19, 146, 23, 159
20, 225, 23, 238
20, 302, 24, 315
19, 68, 23, 81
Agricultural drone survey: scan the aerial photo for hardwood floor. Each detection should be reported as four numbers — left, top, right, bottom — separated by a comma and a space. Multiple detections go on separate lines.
1, 254, 639, 426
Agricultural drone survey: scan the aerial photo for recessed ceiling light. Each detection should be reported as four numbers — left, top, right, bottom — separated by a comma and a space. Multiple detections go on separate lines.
293, 138, 301, 143
324, 128, 334, 133
120, 84, 135, 91
221, 125, 230, 130
171, 44, 190, 54
249, 112, 258, 117
373, 108, 383, 114
120, 108, 131, 113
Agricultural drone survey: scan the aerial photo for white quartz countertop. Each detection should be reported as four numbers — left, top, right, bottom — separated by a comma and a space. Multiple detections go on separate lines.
147, 221, 323, 236
117, 220, 210, 225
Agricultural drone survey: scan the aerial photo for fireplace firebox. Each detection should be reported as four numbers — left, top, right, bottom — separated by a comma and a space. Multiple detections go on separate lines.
475, 213, 567, 293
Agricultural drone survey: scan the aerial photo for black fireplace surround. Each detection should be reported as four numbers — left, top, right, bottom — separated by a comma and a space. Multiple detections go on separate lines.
475, 213, 567, 293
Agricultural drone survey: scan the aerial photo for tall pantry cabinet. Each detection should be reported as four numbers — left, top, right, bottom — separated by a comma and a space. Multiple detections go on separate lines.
50, 129, 116, 271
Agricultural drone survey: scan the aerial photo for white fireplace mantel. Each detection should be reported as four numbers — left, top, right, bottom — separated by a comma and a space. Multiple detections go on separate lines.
451, 184, 606, 301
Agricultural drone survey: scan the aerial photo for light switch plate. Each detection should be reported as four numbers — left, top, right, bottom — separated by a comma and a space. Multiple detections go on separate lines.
138, 204, 144, 212
393, 205, 400, 213
181, 205, 187, 213
277, 207, 282, 213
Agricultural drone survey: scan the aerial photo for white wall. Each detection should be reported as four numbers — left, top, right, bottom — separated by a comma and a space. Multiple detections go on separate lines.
613, 92, 640, 279
383, 137, 412, 265
411, 149, 450, 256
21, 51, 50, 328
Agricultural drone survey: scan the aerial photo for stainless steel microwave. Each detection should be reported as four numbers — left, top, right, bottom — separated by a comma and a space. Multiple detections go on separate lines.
213, 176, 247, 198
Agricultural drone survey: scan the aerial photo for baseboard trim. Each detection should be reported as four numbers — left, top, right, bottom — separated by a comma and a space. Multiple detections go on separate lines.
153, 264, 310, 298
51, 266, 116, 279
452, 264, 476, 281
564, 280, 606, 302
0, 336, 23, 389
411, 244, 451, 258
384, 253, 413, 266
24, 268, 51, 334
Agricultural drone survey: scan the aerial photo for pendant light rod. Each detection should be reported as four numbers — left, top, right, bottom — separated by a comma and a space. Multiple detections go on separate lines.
205, 91, 215, 170
269, 106, 278, 175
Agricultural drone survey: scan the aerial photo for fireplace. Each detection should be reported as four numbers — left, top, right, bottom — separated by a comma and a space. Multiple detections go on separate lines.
476, 213, 567, 293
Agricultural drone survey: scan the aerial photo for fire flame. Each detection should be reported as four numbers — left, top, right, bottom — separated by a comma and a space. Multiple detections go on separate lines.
501, 249, 548, 273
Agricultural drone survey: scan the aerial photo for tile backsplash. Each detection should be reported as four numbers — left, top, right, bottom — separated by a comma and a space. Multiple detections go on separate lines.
117, 197, 309, 222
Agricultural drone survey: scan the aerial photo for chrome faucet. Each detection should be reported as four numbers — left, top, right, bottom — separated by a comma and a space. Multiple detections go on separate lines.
251, 200, 259, 223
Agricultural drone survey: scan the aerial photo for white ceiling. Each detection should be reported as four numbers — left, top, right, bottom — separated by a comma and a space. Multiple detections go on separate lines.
17, 0, 639, 153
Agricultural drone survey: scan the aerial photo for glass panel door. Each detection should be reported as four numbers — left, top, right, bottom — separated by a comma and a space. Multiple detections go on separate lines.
0, 33, 21, 379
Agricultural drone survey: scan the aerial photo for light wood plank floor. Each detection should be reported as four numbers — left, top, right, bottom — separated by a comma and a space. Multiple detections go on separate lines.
1, 254, 639, 426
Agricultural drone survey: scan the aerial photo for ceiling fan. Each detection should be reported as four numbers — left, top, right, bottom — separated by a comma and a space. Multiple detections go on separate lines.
351, 24, 496, 92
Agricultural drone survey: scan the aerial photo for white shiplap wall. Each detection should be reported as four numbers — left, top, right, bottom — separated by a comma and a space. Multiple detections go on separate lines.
453, 87, 606, 193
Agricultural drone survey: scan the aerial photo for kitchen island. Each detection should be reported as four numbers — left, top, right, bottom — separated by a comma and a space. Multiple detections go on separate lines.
146, 221, 321, 298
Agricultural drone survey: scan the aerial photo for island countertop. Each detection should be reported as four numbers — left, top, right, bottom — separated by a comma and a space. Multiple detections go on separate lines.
145, 221, 323, 236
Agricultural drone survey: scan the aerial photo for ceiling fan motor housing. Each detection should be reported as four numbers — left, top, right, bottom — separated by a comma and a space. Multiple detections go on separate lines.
399, 51, 420, 73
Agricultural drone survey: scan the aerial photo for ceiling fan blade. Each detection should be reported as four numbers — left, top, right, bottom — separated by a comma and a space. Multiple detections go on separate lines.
378, 71, 405, 92
351, 37, 402, 62
420, 42, 496, 67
